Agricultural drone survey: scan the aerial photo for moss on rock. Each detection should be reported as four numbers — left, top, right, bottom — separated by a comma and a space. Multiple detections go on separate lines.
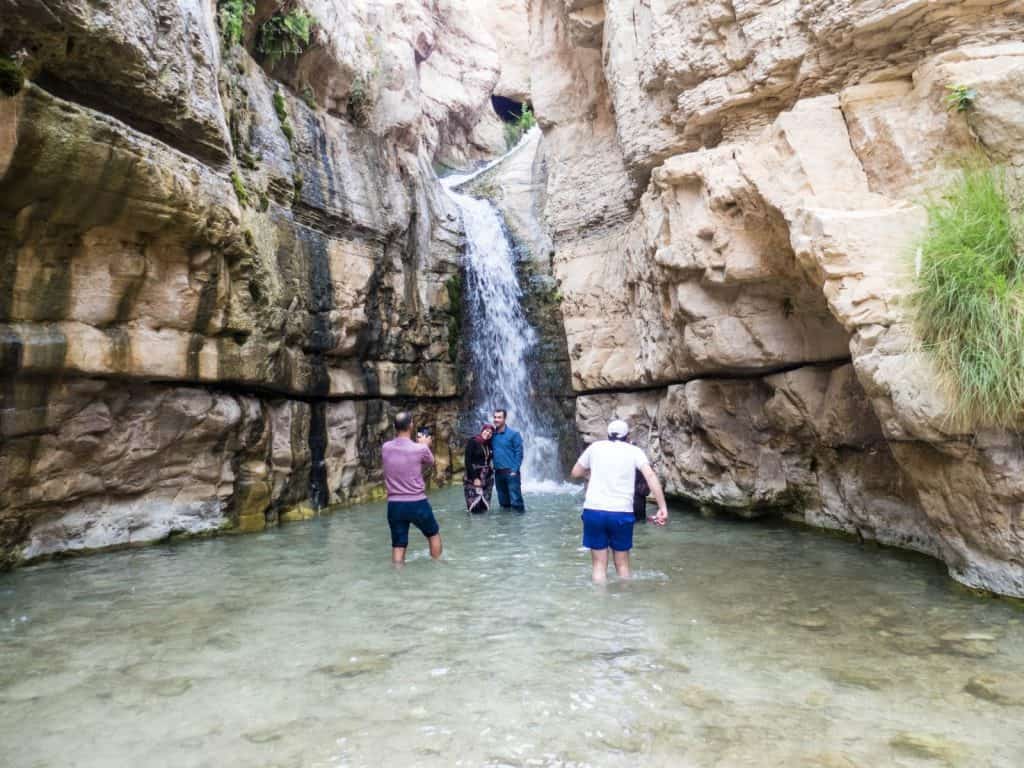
280, 502, 317, 523
231, 170, 249, 206
272, 88, 294, 144
0, 58, 25, 97
444, 272, 463, 363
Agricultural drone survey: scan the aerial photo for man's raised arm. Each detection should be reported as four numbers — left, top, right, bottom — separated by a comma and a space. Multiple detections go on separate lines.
418, 434, 435, 465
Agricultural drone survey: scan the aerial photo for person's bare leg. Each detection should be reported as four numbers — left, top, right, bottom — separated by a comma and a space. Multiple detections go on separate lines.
428, 534, 443, 560
392, 547, 407, 565
591, 548, 609, 583
612, 550, 632, 579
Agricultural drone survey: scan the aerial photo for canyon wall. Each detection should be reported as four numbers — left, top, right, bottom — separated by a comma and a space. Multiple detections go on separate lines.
5, 0, 1024, 598
0, 0, 505, 564
529, 1, 1024, 596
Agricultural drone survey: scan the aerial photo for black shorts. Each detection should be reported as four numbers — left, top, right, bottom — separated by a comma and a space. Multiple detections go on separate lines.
387, 499, 440, 548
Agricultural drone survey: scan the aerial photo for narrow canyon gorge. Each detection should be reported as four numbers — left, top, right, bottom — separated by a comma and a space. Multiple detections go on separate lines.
3, 0, 1024, 599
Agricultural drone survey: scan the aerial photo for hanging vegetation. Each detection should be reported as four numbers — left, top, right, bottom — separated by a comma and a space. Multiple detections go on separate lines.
504, 104, 536, 149
217, 0, 254, 48
257, 7, 315, 67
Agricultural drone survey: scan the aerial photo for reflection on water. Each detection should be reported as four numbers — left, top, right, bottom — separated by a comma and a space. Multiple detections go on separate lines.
2, 487, 1024, 767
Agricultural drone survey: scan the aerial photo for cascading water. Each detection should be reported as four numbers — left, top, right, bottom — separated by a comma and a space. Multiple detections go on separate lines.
443, 130, 564, 488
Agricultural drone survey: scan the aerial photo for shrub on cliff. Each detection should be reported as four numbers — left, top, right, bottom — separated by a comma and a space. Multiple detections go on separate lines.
257, 8, 315, 67
504, 104, 536, 149
912, 163, 1024, 426
217, 0, 254, 47
347, 75, 371, 126
0, 58, 25, 96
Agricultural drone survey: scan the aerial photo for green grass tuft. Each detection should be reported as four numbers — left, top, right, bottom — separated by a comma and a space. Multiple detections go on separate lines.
0, 58, 25, 96
911, 162, 1024, 427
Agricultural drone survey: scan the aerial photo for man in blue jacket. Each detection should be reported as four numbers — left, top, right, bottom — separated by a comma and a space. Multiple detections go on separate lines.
491, 408, 525, 511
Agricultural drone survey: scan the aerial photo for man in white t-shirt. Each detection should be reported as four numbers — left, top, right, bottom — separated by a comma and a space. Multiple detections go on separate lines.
570, 419, 668, 582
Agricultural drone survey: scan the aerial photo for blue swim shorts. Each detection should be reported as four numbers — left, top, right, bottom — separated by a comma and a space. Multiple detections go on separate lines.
581, 508, 635, 552
387, 499, 440, 548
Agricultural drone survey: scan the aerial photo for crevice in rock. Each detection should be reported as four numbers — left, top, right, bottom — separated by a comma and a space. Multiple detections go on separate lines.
835, 95, 877, 191
573, 356, 853, 397
0, 371, 461, 408
30, 73, 230, 168
290, 202, 391, 244
491, 94, 528, 123
308, 400, 328, 508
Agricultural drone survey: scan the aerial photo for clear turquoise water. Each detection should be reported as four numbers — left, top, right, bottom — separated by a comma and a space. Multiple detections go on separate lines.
2, 486, 1023, 767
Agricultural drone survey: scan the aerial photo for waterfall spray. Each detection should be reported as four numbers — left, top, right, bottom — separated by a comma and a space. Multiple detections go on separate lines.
442, 130, 563, 487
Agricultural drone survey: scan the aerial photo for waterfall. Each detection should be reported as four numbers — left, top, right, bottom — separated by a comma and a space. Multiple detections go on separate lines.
443, 132, 564, 487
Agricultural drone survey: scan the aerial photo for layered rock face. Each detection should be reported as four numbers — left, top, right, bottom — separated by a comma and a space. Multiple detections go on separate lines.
531, 1, 1024, 595
4, 0, 1024, 597
0, 0, 501, 564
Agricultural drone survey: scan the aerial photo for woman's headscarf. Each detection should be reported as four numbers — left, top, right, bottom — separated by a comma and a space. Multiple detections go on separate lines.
473, 423, 495, 445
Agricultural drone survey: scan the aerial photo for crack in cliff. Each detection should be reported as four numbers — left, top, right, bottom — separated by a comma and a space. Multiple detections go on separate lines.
573, 356, 853, 397
153, 376, 462, 405
1, 370, 461, 411
31, 74, 231, 169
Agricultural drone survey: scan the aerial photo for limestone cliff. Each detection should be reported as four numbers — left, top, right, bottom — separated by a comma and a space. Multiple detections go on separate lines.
6, 0, 1024, 600
529, 1, 1024, 596
0, 0, 505, 563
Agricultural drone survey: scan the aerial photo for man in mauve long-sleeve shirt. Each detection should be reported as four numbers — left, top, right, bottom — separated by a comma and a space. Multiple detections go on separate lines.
381, 411, 442, 564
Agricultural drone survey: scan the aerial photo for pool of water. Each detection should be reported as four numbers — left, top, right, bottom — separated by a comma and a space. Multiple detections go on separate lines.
3, 487, 1024, 767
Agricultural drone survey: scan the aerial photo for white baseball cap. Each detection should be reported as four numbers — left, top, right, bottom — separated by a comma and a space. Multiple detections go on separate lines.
607, 419, 629, 438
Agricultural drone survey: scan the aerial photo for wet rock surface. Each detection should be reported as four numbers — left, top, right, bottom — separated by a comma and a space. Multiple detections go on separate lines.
576, 364, 936, 561
0, 0, 500, 563
528, 0, 1024, 596
0, 377, 461, 563
4, 0, 1024, 598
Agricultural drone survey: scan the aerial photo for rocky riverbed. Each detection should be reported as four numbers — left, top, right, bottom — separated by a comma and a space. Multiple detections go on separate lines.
3, 487, 1024, 767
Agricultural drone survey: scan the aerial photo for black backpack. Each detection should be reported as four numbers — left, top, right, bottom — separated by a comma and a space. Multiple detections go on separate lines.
634, 469, 650, 497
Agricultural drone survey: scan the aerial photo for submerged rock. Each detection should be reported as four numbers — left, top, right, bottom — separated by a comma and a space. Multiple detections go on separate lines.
675, 685, 722, 711
889, 732, 965, 765
315, 654, 393, 679
790, 612, 832, 631
964, 675, 1024, 706
822, 667, 888, 691
152, 678, 193, 698
243, 727, 285, 744
938, 632, 1000, 659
